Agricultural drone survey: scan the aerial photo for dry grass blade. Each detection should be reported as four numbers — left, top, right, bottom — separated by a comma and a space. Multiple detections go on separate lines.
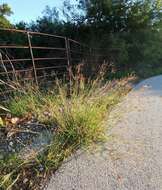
6, 174, 20, 190
0, 64, 132, 190
0, 105, 10, 112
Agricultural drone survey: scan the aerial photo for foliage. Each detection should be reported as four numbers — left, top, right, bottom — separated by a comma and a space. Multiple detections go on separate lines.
113, 29, 162, 78
0, 74, 131, 190
0, 3, 13, 28
0, 3, 13, 17
0, 1, 162, 78
13, 1, 162, 78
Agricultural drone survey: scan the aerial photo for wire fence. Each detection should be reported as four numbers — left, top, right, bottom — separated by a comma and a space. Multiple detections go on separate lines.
0, 28, 119, 101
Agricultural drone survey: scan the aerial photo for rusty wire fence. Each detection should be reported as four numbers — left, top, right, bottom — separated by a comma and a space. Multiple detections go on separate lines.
0, 28, 118, 101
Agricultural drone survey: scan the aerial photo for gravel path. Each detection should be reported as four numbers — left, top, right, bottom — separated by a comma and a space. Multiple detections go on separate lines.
45, 75, 162, 190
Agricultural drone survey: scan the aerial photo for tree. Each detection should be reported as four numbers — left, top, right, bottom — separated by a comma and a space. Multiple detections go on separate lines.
0, 3, 13, 28
0, 3, 13, 17
77, 0, 162, 32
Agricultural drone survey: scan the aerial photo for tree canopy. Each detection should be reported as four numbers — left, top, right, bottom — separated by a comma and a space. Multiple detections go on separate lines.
76, 0, 162, 31
0, 3, 13, 28
1, 1, 162, 78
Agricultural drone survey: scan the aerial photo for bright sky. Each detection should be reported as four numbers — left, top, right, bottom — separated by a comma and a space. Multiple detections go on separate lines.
0, 0, 68, 23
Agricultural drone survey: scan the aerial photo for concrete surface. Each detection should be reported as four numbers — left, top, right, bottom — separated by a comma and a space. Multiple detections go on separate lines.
44, 75, 162, 190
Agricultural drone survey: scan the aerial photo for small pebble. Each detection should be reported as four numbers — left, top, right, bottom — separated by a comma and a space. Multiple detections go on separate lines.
9, 141, 14, 146
23, 178, 28, 183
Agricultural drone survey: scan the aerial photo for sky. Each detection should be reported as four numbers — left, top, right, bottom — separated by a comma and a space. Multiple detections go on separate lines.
0, 0, 68, 23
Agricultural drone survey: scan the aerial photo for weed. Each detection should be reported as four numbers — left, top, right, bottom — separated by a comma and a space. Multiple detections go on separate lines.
0, 70, 132, 190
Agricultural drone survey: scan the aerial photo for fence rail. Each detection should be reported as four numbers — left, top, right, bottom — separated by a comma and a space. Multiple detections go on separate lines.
0, 28, 118, 101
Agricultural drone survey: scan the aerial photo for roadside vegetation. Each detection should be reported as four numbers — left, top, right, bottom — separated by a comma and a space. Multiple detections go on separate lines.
0, 0, 161, 189
0, 68, 132, 190
1, 1, 162, 79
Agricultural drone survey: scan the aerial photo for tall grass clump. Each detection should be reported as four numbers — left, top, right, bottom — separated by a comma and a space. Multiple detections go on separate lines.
1, 66, 132, 189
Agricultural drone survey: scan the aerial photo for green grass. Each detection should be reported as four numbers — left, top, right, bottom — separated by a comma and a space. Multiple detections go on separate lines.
0, 76, 132, 190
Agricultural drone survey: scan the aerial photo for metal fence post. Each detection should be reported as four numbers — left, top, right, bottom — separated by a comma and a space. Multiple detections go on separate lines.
65, 37, 72, 96
27, 32, 38, 86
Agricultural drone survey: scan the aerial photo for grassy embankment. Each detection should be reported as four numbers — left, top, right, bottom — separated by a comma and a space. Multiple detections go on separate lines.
0, 69, 132, 190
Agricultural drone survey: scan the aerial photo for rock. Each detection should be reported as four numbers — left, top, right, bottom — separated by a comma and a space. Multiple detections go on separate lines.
23, 178, 28, 184
9, 141, 14, 146
11, 117, 19, 125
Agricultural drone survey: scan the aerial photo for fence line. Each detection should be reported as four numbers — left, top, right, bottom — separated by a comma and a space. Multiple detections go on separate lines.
0, 28, 118, 101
